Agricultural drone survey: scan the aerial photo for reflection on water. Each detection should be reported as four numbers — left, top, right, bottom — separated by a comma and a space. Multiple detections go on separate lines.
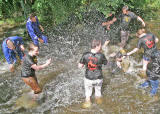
0, 10, 160, 113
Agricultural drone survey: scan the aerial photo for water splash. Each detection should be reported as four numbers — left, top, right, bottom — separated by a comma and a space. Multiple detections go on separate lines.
0, 10, 160, 113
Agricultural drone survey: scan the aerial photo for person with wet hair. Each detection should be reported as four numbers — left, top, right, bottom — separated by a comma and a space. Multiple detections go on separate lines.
26, 13, 48, 47
2, 36, 25, 72
109, 5, 145, 48
78, 39, 108, 108
139, 50, 160, 99
21, 43, 51, 94
126, 29, 159, 74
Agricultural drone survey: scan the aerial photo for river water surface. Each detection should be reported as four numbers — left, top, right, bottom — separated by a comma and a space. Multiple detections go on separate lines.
0, 10, 160, 114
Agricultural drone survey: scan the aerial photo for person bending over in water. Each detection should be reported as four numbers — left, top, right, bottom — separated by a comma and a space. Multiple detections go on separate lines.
26, 13, 48, 47
108, 50, 129, 73
21, 43, 51, 94
78, 39, 108, 108
2, 36, 25, 72
139, 50, 160, 100
126, 29, 158, 74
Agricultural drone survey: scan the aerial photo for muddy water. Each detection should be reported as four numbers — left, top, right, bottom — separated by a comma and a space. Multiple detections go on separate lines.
0, 10, 160, 114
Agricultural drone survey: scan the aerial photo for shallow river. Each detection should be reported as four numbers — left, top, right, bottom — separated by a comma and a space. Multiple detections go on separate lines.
0, 10, 160, 114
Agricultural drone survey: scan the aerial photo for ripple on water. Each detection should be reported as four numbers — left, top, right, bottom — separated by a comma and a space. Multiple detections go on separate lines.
0, 10, 160, 114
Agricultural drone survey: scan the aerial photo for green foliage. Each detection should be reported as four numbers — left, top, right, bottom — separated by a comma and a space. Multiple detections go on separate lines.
0, 0, 160, 24
89, 0, 124, 17
32, 0, 82, 24
0, 0, 2, 17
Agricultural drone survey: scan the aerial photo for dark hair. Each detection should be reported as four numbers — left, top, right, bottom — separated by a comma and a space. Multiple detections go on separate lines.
122, 5, 129, 11
28, 43, 38, 51
30, 13, 36, 19
91, 39, 101, 49
137, 28, 146, 36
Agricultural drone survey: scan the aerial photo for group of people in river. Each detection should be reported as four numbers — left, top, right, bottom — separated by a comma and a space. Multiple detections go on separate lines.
79, 5, 160, 108
1, 5, 160, 108
2, 13, 51, 95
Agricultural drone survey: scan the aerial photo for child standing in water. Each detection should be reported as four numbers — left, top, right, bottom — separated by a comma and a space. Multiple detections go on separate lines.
78, 39, 108, 108
21, 43, 51, 94
126, 29, 159, 74
107, 5, 145, 48
139, 50, 160, 100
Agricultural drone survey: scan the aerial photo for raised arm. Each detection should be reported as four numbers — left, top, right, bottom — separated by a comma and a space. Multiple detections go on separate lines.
137, 16, 145, 27
102, 17, 117, 30
31, 58, 51, 71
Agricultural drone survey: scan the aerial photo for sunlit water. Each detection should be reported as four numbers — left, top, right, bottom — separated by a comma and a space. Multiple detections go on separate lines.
0, 10, 160, 114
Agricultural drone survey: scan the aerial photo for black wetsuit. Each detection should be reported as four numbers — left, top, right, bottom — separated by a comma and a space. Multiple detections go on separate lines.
147, 50, 160, 80
21, 53, 37, 77
140, 50, 160, 95
137, 33, 157, 60
80, 52, 107, 80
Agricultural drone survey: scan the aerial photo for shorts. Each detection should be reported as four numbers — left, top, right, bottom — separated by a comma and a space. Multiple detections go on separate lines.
143, 55, 151, 61
84, 77, 103, 98
22, 76, 42, 94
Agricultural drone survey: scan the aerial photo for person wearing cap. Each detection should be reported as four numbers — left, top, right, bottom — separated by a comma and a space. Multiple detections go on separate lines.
110, 5, 145, 48
2, 36, 25, 72
26, 13, 48, 47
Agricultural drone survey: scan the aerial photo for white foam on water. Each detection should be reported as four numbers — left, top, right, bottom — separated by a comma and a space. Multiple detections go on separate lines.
0, 62, 9, 74
125, 56, 142, 74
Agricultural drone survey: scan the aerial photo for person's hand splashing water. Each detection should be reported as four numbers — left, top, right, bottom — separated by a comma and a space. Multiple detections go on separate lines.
45, 58, 51, 66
